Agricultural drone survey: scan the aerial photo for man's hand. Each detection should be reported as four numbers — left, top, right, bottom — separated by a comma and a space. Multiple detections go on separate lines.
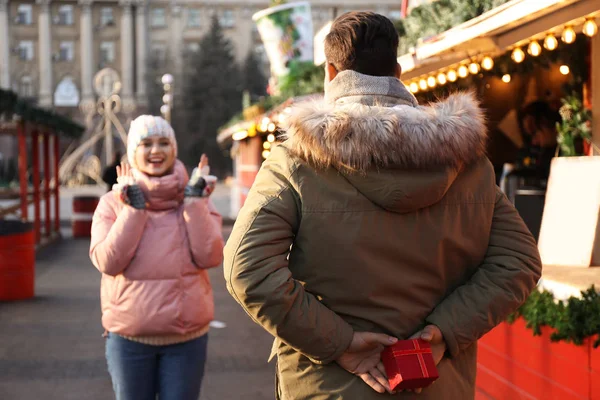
410, 325, 446, 366
336, 332, 397, 394
359, 362, 395, 395
401, 324, 446, 394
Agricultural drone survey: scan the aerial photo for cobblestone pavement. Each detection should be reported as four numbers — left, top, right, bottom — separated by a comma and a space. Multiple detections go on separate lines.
0, 224, 274, 400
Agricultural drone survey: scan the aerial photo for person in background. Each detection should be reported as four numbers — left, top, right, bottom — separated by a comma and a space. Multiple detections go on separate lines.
223, 11, 542, 399
90, 115, 224, 400
102, 151, 122, 191
515, 100, 560, 180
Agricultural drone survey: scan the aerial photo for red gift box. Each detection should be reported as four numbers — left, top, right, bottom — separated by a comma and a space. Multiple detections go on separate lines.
381, 339, 439, 391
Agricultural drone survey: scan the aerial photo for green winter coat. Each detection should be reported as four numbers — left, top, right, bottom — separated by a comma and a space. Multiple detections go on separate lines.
224, 80, 542, 399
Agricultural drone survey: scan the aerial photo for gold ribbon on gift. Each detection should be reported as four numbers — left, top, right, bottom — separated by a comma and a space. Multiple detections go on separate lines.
390, 340, 431, 378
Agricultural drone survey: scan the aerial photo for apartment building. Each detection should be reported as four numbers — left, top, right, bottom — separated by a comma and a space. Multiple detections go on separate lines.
0, 0, 404, 123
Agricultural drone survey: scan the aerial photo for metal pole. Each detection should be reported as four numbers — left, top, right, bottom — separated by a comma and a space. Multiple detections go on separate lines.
17, 120, 28, 221
53, 133, 60, 234
32, 129, 41, 243
43, 132, 51, 237
104, 98, 113, 166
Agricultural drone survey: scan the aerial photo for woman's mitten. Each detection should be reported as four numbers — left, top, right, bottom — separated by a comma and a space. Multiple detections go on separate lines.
113, 176, 146, 209
125, 185, 146, 209
184, 167, 207, 197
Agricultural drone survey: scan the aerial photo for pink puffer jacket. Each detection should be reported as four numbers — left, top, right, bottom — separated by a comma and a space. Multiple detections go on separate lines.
89, 160, 224, 337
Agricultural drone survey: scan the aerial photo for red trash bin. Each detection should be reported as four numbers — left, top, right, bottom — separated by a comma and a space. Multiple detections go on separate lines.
72, 196, 99, 238
0, 220, 35, 301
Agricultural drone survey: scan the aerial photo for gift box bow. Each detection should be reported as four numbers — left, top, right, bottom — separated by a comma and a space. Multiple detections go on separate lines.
389, 339, 434, 378
382, 338, 439, 391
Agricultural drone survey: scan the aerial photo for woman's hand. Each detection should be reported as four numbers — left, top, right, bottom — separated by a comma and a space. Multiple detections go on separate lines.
115, 161, 133, 184
185, 154, 216, 198
114, 161, 145, 209
199, 154, 210, 176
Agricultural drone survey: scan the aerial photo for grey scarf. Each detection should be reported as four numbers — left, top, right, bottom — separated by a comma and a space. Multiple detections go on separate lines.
324, 70, 419, 108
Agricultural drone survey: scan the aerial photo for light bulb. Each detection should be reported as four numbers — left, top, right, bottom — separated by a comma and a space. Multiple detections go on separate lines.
468, 62, 480, 75
419, 79, 428, 90
502, 74, 511, 83
437, 73, 447, 85
232, 130, 249, 141
427, 76, 437, 88
262, 150, 270, 159
527, 40, 542, 57
263, 141, 271, 149
447, 69, 458, 82
481, 56, 494, 71
511, 47, 525, 63
161, 73, 174, 85
457, 65, 469, 78
267, 133, 276, 143
560, 65, 570, 75
409, 82, 419, 93
583, 18, 598, 37
544, 34, 558, 51
562, 26, 576, 44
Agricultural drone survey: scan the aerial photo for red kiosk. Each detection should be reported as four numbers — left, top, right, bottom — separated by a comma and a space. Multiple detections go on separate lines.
0, 88, 84, 300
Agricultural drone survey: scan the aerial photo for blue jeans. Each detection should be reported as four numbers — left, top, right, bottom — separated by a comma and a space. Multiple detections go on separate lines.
105, 333, 208, 400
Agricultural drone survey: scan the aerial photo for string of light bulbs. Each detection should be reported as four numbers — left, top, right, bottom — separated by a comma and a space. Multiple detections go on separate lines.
407, 15, 598, 94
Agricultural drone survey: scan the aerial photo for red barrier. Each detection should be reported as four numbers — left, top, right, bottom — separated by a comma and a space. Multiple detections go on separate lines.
0, 221, 35, 301
477, 318, 596, 400
72, 196, 99, 238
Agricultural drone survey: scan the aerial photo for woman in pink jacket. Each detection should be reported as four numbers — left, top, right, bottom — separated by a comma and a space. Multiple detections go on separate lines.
89, 115, 224, 400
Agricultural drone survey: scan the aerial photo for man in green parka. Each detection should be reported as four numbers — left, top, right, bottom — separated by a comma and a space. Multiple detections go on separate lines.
224, 11, 542, 399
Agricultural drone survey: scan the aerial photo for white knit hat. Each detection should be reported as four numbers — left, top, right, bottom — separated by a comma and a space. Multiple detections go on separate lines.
127, 115, 178, 169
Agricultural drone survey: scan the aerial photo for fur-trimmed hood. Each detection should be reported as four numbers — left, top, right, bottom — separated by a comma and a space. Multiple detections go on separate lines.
281, 88, 488, 213
282, 91, 487, 172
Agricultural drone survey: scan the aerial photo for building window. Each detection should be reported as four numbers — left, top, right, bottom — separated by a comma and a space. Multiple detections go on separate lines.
56, 5, 74, 25
59, 41, 74, 61
100, 7, 114, 26
150, 8, 166, 27
17, 41, 34, 61
16, 4, 33, 25
20, 76, 34, 98
187, 8, 201, 27
100, 41, 115, 63
219, 9, 234, 28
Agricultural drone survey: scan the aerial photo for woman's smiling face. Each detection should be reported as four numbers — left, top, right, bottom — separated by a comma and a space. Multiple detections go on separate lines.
134, 135, 175, 176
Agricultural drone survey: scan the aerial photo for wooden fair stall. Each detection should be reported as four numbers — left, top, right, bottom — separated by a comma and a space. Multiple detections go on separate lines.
217, 95, 319, 218
0, 89, 84, 300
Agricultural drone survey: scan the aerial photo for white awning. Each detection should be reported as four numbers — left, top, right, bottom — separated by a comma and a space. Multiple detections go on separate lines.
398, 0, 600, 80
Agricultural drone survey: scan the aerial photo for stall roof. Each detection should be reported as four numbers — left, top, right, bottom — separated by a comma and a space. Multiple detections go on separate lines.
0, 88, 85, 137
217, 94, 323, 145
398, 0, 600, 79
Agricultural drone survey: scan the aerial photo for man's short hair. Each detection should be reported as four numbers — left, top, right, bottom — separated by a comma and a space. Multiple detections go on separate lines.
324, 12, 399, 77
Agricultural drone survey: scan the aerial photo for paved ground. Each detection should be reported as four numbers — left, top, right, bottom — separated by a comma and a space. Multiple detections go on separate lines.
0, 224, 274, 400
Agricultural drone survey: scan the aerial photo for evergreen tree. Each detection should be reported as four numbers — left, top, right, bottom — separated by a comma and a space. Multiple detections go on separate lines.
242, 49, 268, 103
177, 15, 241, 177
397, 0, 511, 54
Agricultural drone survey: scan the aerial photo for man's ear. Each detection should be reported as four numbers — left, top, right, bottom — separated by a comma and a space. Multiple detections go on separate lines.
326, 63, 339, 82
395, 63, 402, 80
